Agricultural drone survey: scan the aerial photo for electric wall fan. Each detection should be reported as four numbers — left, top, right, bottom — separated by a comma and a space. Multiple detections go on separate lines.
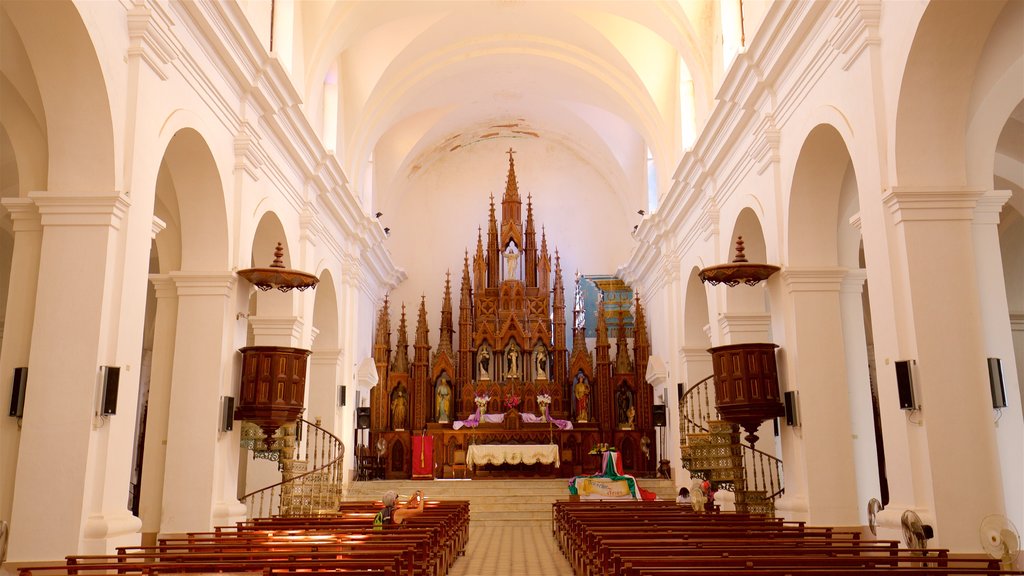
980, 514, 1020, 570
901, 510, 933, 555
867, 498, 883, 536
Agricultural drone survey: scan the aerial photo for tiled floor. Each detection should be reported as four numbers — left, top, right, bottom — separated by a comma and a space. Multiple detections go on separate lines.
448, 522, 574, 576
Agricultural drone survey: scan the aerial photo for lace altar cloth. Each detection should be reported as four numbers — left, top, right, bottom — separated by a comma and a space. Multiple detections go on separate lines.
466, 444, 560, 470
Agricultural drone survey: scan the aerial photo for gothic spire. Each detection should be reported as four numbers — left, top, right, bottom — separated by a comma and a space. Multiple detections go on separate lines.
438, 270, 455, 355
487, 193, 500, 286
524, 192, 537, 287
392, 303, 410, 373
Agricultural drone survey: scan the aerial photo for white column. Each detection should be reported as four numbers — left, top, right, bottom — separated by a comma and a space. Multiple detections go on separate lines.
972, 190, 1023, 533
839, 268, 882, 523
0, 199, 41, 526
138, 275, 177, 538
8, 193, 141, 562
677, 346, 714, 486
776, 268, 860, 525
882, 186, 1003, 552
308, 349, 344, 429
160, 272, 243, 534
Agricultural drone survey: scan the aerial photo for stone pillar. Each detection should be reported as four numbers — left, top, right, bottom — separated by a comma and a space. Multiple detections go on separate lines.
776, 268, 859, 525
972, 190, 1022, 533
138, 275, 177, 539
0, 199, 41, 526
160, 272, 243, 534
839, 268, 882, 522
8, 193, 141, 561
309, 349, 344, 429
881, 186, 1003, 551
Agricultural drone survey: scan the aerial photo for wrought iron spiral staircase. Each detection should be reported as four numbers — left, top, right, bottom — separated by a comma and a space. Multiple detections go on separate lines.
241, 417, 344, 518
679, 375, 784, 515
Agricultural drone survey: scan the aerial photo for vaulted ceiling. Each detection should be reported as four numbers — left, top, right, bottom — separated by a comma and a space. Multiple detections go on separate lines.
294, 1, 716, 219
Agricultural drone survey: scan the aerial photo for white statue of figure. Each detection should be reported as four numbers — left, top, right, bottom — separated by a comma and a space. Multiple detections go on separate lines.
574, 270, 585, 330
535, 347, 548, 380
505, 242, 519, 279
506, 345, 520, 378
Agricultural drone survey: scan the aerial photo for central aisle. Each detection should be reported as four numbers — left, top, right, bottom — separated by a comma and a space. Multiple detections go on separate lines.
447, 523, 573, 576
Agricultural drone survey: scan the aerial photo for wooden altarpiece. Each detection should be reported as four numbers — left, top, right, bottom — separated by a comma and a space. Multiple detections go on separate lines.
369, 151, 656, 479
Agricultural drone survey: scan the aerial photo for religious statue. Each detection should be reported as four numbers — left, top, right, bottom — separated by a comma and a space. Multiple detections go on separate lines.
504, 242, 519, 279
616, 387, 633, 428
506, 345, 520, 379
478, 347, 491, 380
435, 374, 452, 423
574, 370, 590, 422
534, 347, 548, 380
391, 387, 408, 430
573, 270, 586, 330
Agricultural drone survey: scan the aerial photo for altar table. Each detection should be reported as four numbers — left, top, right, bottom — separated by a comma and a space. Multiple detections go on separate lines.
466, 444, 560, 471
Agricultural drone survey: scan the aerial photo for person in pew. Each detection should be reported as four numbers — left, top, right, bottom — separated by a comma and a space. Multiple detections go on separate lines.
374, 489, 425, 530
676, 487, 691, 505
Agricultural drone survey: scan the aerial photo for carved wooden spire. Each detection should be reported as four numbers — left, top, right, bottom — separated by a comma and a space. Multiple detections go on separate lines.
474, 226, 486, 292
373, 295, 392, 382
414, 295, 430, 357
487, 194, 499, 287
538, 226, 551, 291
438, 271, 455, 356
524, 193, 537, 287
392, 303, 410, 373
500, 148, 524, 252
614, 322, 633, 374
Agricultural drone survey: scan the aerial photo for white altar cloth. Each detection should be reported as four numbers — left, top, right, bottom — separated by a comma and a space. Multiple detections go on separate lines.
466, 444, 560, 470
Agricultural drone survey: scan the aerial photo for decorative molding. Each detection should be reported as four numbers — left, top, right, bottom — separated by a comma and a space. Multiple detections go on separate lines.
882, 187, 984, 224
840, 268, 868, 294
1, 198, 42, 232
780, 267, 848, 293
234, 120, 263, 181
830, 0, 882, 71
848, 212, 862, 231
152, 215, 167, 239
126, 0, 177, 81
28, 192, 131, 230
168, 272, 235, 297
750, 113, 781, 175
148, 274, 177, 299
1009, 313, 1024, 332
973, 190, 1013, 226
249, 315, 305, 345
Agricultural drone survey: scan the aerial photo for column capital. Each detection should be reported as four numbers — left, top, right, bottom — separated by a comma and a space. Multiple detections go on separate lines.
249, 315, 304, 346
311, 348, 345, 365
882, 186, 984, 224
973, 190, 1012, 226
149, 274, 178, 299
1, 198, 42, 232
780, 267, 847, 293
169, 272, 235, 297
152, 215, 167, 239
840, 268, 868, 294
27, 192, 131, 229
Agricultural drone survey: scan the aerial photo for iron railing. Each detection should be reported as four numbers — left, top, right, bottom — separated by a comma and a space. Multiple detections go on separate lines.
241, 417, 344, 518
680, 375, 784, 500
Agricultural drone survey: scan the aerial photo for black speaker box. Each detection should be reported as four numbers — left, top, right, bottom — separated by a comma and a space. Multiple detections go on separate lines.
339, 385, 347, 407
9, 367, 28, 418
677, 383, 683, 399
652, 404, 667, 427
222, 396, 235, 431
100, 366, 120, 416
988, 358, 1007, 408
784, 390, 799, 426
356, 406, 371, 429
895, 360, 915, 410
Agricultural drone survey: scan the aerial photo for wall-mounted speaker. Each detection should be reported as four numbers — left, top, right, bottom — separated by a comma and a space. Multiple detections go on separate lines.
652, 405, 667, 427
356, 406, 371, 429
100, 366, 120, 416
9, 367, 28, 418
988, 358, 1007, 409
677, 383, 683, 399
895, 360, 916, 410
784, 390, 799, 426
338, 385, 347, 407
222, 396, 235, 432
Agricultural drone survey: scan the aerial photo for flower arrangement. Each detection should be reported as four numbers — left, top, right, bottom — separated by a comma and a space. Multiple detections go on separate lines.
588, 443, 616, 455
536, 393, 552, 405
474, 393, 490, 408
504, 393, 521, 411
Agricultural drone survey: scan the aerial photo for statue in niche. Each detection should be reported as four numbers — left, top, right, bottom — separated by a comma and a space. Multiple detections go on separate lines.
534, 347, 548, 380
435, 373, 452, 423
391, 387, 408, 430
573, 370, 590, 422
616, 386, 634, 428
478, 347, 491, 380
504, 242, 519, 279
506, 344, 520, 379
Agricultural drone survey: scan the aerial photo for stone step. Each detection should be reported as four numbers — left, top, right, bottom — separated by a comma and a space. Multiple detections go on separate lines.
344, 477, 681, 526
